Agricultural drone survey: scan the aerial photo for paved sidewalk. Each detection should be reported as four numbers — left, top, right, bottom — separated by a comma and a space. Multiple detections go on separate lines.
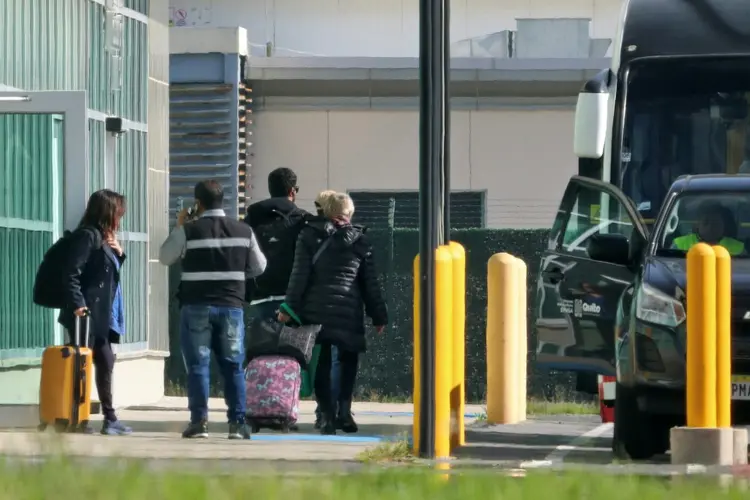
0, 398, 482, 464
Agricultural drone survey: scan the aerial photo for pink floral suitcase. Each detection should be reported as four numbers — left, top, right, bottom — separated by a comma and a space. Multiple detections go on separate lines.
245, 355, 301, 433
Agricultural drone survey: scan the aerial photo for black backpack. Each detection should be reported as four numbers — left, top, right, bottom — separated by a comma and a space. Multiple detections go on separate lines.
250, 209, 307, 298
33, 227, 100, 309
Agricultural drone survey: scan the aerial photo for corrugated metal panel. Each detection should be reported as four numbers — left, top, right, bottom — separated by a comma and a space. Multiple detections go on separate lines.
116, 130, 148, 233
113, 17, 148, 122
0, 114, 61, 353
169, 83, 239, 222
87, 0, 109, 112
89, 118, 106, 192
115, 131, 148, 345
125, 0, 148, 15
0, 0, 86, 91
121, 241, 148, 344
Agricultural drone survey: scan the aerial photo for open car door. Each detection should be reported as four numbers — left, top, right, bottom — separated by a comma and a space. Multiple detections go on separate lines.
534, 175, 648, 380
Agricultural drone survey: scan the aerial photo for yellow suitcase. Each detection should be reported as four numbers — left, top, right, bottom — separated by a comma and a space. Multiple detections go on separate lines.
38, 314, 93, 433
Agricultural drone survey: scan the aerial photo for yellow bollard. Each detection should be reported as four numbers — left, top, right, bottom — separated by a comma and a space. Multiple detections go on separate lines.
686, 243, 717, 428
413, 248, 454, 458
486, 252, 521, 424
515, 257, 528, 422
714, 245, 732, 428
413, 254, 421, 455
435, 246, 454, 459
448, 242, 466, 449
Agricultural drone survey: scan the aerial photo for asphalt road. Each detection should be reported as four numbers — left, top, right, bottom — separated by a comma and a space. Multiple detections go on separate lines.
461, 415, 750, 477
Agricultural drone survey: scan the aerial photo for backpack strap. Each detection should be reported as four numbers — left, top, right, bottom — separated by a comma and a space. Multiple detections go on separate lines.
269, 209, 291, 223
311, 237, 333, 265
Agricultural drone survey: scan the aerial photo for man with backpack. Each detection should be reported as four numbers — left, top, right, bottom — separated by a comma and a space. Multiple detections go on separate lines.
244, 168, 310, 312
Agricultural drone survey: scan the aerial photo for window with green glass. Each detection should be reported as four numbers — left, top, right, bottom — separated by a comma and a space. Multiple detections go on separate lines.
0, 114, 63, 360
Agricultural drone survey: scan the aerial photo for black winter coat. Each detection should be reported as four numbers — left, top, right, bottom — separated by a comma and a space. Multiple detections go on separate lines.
58, 227, 125, 345
284, 220, 388, 352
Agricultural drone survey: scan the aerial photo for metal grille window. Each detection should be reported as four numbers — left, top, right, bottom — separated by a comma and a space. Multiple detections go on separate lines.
349, 191, 485, 230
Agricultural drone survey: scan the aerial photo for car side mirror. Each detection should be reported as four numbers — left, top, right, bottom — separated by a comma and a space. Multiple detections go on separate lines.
574, 70, 610, 159
587, 233, 630, 266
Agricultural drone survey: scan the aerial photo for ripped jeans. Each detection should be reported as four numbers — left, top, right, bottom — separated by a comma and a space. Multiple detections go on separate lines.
180, 305, 246, 424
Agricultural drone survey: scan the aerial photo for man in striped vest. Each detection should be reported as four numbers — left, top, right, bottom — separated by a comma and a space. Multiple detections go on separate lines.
159, 180, 266, 440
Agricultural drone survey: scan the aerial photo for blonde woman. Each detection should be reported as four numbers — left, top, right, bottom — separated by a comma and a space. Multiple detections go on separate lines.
314, 190, 336, 216
279, 193, 388, 435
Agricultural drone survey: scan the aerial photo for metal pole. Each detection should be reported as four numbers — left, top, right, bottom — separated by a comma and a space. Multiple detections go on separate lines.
418, 0, 448, 459
442, 0, 451, 243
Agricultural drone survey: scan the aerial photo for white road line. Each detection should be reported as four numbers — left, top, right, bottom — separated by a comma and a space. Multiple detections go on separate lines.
543, 423, 614, 464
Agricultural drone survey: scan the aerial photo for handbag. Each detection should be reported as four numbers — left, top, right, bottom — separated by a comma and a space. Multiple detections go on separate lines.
246, 318, 321, 368
246, 236, 333, 367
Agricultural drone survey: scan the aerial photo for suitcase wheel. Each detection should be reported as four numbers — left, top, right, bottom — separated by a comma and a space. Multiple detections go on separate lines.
280, 423, 290, 434
37, 423, 47, 432
250, 422, 261, 434
54, 420, 69, 433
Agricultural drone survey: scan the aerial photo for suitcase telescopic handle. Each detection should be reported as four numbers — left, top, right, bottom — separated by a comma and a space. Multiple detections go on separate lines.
74, 309, 90, 347
79, 365, 88, 404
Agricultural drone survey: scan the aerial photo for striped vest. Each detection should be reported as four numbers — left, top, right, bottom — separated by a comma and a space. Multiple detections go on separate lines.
180, 213, 260, 307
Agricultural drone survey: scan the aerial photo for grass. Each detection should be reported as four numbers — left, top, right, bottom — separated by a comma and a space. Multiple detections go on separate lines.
471, 398, 599, 421
0, 460, 747, 499
356, 436, 415, 463
527, 398, 598, 416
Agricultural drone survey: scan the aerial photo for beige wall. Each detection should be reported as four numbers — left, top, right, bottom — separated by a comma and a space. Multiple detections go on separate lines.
251, 109, 577, 229
183, 0, 623, 56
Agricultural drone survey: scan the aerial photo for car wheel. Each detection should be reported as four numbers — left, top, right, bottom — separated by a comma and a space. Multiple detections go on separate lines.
612, 383, 663, 460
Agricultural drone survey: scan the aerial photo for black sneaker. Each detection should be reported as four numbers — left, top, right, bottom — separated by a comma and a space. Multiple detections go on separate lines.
228, 422, 252, 440
320, 414, 337, 436
182, 421, 209, 439
336, 412, 359, 434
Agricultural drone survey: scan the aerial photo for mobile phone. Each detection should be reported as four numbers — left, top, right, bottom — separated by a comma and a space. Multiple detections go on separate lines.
186, 204, 198, 217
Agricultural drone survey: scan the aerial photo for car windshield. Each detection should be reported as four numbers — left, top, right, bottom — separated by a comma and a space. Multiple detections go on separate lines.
619, 58, 750, 223
656, 192, 750, 258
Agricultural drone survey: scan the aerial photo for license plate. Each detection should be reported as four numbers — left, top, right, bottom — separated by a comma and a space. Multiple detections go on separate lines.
732, 375, 750, 400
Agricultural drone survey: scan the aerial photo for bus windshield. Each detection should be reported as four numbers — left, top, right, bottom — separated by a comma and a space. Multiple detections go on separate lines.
619, 58, 750, 221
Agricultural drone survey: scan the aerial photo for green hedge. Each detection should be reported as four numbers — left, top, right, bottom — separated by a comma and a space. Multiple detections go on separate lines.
164, 228, 578, 402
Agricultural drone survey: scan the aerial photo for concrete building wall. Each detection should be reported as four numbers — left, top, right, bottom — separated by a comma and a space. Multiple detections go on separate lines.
251, 107, 576, 229
168, 0, 623, 56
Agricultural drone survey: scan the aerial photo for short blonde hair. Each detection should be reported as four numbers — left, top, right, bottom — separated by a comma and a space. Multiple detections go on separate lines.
314, 190, 336, 207
322, 192, 355, 219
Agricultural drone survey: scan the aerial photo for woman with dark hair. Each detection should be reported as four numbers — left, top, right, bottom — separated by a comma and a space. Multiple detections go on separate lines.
59, 189, 132, 435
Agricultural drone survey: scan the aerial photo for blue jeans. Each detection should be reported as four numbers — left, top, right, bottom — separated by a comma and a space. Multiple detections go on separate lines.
180, 305, 246, 424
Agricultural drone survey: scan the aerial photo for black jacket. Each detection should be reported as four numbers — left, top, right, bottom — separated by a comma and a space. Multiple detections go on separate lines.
285, 220, 388, 352
245, 197, 311, 300
245, 197, 308, 228
58, 227, 125, 344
